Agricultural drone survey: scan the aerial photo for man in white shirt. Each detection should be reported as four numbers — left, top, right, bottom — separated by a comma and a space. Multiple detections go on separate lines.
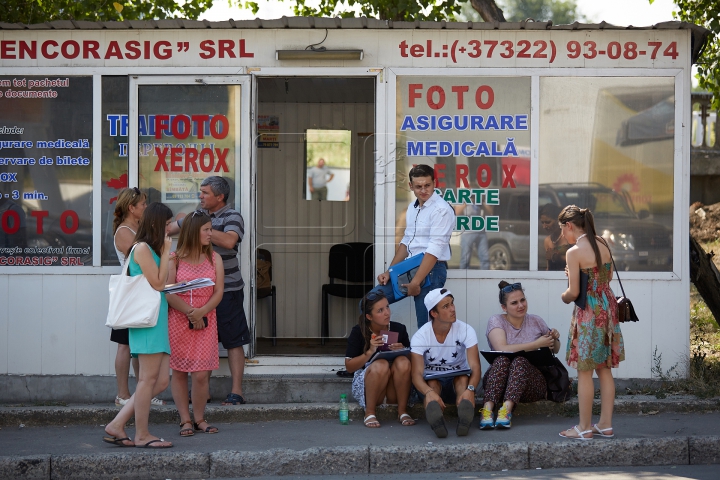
410, 288, 481, 438
308, 158, 334, 201
368, 164, 455, 328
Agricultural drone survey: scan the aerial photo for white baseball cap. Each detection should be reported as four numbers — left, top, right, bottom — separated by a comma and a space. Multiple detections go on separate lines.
424, 288, 452, 323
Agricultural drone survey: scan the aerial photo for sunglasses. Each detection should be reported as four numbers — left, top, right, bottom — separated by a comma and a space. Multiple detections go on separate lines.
362, 291, 386, 313
500, 283, 522, 294
191, 209, 205, 218
132, 187, 141, 197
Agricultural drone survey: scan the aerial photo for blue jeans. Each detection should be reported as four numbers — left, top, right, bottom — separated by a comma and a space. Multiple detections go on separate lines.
367, 261, 447, 329
460, 231, 489, 270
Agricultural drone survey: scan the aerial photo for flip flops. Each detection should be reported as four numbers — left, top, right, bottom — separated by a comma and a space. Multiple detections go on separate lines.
559, 425, 593, 441
364, 414, 381, 428
102, 436, 135, 447
398, 413, 415, 426
136, 439, 173, 448
592, 424, 615, 438
425, 401, 448, 438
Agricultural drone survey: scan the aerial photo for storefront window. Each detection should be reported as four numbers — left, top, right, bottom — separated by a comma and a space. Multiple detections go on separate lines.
137, 85, 239, 217
0, 75, 93, 266
396, 76, 531, 270
101, 76, 129, 266
539, 77, 674, 272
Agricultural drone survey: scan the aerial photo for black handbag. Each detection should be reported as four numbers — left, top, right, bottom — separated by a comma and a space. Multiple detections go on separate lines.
538, 356, 573, 403
605, 242, 640, 323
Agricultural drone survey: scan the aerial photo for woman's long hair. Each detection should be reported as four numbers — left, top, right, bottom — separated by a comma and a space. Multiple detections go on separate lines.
358, 291, 387, 352
558, 205, 603, 269
113, 187, 147, 234
175, 211, 214, 264
132, 202, 173, 257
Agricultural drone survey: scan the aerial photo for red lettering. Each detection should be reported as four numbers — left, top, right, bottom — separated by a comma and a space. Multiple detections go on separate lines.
60, 210, 79, 234
104, 41, 123, 59
185, 147, 199, 172
434, 163, 446, 188
476, 164, 492, 188
219, 39, 235, 58
154, 115, 170, 139
199, 148, 214, 172
61, 40, 79, 59
199, 40, 215, 59
41, 40, 58, 59
456, 164, 469, 188
155, 41, 172, 60
239, 39, 254, 58
125, 41, 141, 60
502, 164, 517, 188
191, 114, 210, 139
214, 148, 229, 172
82, 40, 100, 59
170, 147, 183, 172
399, 40, 409, 57
210, 115, 229, 139
427, 86, 445, 110
409, 84, 423, 108
410, 44, 423, 57
171, 115, 191, 140
30, 210, 48, 234
1, 40, 16, 59
1, 209, 20, 234
475, 85, 494, 109
144, 40, 151, 59
452, 86, 469, 109
19, 41, 36, 59
154, 146, 169, 171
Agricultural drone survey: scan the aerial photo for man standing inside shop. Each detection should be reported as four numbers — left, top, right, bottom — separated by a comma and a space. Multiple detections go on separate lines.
368, 164, 455, 328
174, 176, 249, 405
308, 158, 334, 201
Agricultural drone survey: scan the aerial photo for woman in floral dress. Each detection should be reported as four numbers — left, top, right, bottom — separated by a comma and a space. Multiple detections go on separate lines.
559, 205, 625, 440
166, 210, 224, 436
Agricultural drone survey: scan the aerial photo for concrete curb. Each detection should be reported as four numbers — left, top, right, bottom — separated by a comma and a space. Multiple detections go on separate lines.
1, 436, 718, 479
2, 396, 719, 427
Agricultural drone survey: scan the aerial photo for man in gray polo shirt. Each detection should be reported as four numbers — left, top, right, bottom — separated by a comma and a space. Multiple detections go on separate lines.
174, 176, 249, 405
308, 158, 334, 201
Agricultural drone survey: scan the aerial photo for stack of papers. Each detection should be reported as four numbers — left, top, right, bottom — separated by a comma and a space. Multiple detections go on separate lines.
163, 278, 215, 294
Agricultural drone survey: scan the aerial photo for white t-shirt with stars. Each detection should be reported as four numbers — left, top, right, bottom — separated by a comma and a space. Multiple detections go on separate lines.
410, 320, 478, 378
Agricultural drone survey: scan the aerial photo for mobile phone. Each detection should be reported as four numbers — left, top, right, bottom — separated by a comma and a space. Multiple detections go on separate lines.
189, 317, 209, 329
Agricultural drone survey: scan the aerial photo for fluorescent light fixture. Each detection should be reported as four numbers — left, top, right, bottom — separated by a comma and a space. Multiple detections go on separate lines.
276, 50, 364, 60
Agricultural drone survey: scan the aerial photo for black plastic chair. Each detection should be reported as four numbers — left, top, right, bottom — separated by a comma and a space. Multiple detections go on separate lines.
257, 248, 277, 346
321, 242, 374, 345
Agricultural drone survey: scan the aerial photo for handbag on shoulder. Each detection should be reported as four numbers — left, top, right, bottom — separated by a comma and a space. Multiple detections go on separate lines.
603, 240, 640, 323
105, 243, 161, 329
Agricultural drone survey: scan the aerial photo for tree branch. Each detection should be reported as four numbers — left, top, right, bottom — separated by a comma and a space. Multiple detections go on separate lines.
470, 0, 507, 22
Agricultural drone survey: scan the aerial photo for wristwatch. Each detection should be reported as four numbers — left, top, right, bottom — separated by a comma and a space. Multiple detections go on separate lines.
467, 385, 476, 392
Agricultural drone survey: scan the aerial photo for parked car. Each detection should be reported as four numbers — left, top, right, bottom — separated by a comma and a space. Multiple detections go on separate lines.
486, 183, 673, 271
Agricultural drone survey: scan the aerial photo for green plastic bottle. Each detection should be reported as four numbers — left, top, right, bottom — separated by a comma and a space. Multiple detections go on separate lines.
339, 394, 349, 425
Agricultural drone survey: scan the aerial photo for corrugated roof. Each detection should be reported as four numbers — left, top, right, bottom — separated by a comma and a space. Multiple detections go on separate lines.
0, 17, 710, 63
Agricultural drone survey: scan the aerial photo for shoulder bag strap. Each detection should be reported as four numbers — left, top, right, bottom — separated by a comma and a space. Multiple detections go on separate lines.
124, 243, 139, 277
596, 237, 626, 298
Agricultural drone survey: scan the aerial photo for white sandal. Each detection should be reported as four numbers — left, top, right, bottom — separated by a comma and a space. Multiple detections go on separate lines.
364, 414, 381, 428
559, 425, 593, 441
592, 424, 614, 438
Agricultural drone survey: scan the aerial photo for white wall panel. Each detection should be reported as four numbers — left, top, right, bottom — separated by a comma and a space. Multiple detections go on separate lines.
76, 274, 113, 375
8, 275, 43, 374
0, 275, 9, 374
42, 275, 77, 374
650, 280, 689, 379
612, 279, 653, 379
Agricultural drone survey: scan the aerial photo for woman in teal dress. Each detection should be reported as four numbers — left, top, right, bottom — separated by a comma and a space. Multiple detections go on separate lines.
103, 202, 174, 449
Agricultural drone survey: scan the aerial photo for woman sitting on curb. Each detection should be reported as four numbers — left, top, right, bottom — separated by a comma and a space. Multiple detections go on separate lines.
480, 281, 560, 430
345, 291, 415, 428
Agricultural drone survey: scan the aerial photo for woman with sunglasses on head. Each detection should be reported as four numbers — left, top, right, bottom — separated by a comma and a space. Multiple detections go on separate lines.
110, 187, 165, 407
540, 203, 569, 271
345, 291, 414, 428
104, 202, 174, 448
166, 210, 224, 436
559, 205, 625, 440
480, 281, 560, 430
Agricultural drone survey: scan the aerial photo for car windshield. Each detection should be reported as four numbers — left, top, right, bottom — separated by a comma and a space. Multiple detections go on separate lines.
556, 189, 634, 218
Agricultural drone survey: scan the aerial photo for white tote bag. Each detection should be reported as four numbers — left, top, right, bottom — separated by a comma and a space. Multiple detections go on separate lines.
106, 244, 161, 329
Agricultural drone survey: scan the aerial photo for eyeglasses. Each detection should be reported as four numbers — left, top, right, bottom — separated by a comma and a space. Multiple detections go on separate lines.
500, 283, 522, 294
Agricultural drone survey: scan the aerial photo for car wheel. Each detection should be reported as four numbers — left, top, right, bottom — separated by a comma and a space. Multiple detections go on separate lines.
488, 243, 512, 270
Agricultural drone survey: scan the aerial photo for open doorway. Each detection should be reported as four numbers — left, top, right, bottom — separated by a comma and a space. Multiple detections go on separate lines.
255, 77, 376, 355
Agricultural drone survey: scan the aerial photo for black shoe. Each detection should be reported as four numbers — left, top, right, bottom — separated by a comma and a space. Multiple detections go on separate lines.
425, 401, 448, 438
456, 399, 474, 436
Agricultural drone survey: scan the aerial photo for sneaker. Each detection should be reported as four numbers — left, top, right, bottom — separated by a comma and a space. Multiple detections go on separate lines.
115, 396, 129, 406
495, 405, 512, 428
150, 397, 166, 406
479, 407, 495, 429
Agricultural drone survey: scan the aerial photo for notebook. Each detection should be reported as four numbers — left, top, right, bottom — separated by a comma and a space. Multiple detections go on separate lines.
480, 347, 554, 367
388, 253, 431, 299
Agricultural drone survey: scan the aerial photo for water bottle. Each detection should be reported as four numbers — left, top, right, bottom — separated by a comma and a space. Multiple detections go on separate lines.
339, 393, 349, 425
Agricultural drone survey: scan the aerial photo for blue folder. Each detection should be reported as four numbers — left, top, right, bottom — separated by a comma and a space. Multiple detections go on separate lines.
388, 253, 431, 299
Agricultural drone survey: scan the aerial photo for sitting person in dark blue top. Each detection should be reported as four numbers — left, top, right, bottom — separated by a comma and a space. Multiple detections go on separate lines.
345, 291, 414, 428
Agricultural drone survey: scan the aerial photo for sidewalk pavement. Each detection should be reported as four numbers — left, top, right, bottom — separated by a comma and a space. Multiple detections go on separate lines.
0, 396, 718, 479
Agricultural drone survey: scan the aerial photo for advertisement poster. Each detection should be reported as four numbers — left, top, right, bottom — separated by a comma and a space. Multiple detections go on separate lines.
0, 76, 93, 266
396, 76, 531, 269
257, 115, 279, 148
